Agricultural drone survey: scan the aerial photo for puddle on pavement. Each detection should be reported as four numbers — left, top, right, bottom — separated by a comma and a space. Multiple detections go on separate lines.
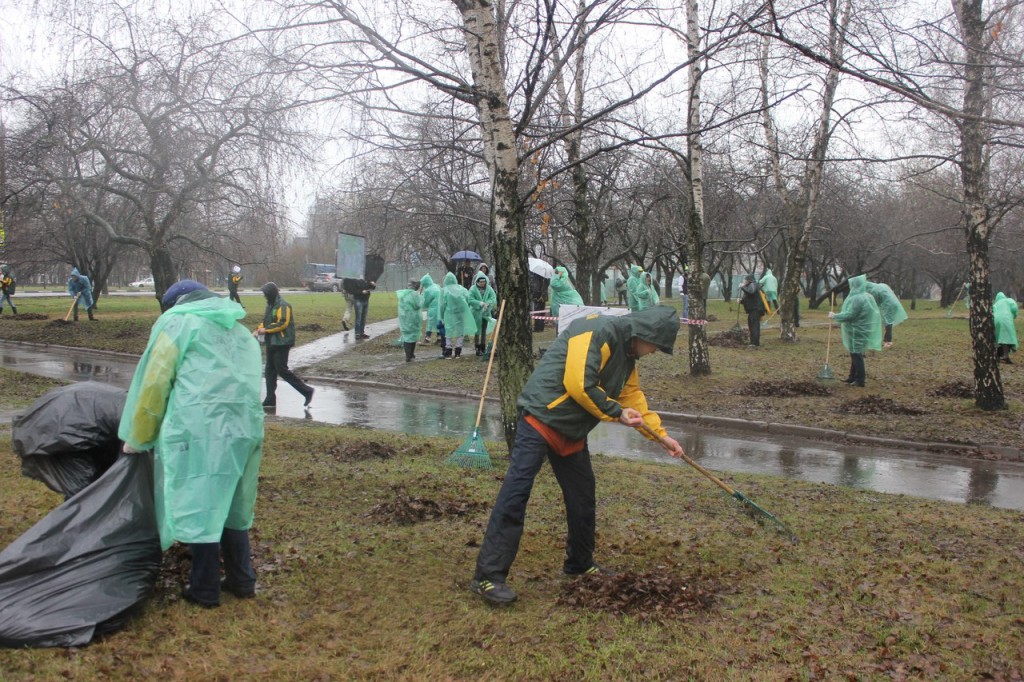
3, 342, 1023, 511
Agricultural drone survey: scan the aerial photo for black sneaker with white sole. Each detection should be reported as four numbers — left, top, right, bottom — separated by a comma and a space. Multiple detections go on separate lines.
470, 579, 517, 605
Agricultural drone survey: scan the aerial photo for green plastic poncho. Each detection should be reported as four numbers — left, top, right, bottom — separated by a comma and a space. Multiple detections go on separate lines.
397, 288, 424, 343
758, 269, 779, 302
625, 264, 644, 311
548, 266, 584, 317
634, 273, 659, 311
118, 293, 264, 550
993, 292, 1019, 350
420, 274, 440, 334
833, 274, 883, 354
865, 281, 908, 327
468, 271, 498, 332
438, 272, 478, 338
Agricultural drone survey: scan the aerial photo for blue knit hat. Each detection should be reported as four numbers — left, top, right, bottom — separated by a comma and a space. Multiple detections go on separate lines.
161, 279, 208, 309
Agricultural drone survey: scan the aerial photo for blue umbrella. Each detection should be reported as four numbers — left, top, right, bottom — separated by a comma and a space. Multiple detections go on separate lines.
451, 250, 482, 261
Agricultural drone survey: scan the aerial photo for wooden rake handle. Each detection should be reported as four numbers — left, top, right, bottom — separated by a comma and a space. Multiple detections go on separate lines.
64, 293, 81, 322
473, 299, 506, 430
638, 423, 738, 497
825, 293, 835, 365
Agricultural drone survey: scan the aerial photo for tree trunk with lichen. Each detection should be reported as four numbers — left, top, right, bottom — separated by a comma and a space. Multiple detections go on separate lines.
454, 0, 534, 445
686, 0, 710, 375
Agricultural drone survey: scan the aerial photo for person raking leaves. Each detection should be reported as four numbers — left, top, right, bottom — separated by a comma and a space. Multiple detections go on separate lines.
470, 305, 684, 606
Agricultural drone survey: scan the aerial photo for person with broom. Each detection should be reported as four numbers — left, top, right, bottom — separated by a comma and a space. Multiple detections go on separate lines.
470, 305, 684, 606
828, 274, 882, 387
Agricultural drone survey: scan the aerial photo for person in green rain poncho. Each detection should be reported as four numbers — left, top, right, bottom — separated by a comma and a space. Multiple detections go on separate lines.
469, 271, 498, 356
865, 280, 908, 348
548, 266, 584, 318
759, 269, 779, 311
118, 280, 264, 608
634, 271, 659, 311
993, 291, 1019, 364
828, 274, 882, 387
419, 274, 441, 345
625, 264, 644, 311
438, 271, 478, 358
398, 280, 424, 362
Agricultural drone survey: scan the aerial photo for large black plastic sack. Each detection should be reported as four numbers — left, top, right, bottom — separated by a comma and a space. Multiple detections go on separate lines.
12, 382, 127, 497
0, 453, 161, 647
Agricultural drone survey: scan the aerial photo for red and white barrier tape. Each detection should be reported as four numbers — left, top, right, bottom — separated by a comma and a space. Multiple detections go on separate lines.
680, 317, 709, 325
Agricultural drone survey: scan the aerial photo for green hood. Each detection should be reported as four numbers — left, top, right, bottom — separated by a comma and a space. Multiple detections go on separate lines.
442, 272, 458, 287
996, 292, 1007, 304
164, 291, 243, 330
420, 273, 436, 288
626, 305, 679, 355
849, 274, 868, 295
629, 264, 642, 278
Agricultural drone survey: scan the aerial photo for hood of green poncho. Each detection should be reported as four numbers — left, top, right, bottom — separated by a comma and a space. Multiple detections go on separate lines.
849, 274, 868, 295
163, 291, 242, 329
626, 305, 679, 355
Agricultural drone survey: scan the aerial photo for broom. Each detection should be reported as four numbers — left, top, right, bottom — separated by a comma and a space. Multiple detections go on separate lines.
816, 293, 836, 382
446, 299, 506, 469
945, 283, 966, 318
639, 423, 798, 543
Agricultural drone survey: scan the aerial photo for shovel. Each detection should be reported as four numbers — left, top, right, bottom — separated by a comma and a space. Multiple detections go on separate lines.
60, 293, 81, 324
816, 294, 836, 382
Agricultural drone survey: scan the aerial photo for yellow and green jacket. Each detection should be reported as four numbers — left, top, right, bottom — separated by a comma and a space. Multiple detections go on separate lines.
229, 272, 243, 293
260, 295, 297, 346
517, 305, 679, 441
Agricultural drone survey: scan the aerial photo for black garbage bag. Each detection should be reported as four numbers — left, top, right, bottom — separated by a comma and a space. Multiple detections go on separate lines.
0, 453, 161, 648
12, 382, 127, 498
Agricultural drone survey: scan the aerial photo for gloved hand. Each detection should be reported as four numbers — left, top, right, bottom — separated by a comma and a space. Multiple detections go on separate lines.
122, 443, 144, 454
827, 312, 835, 319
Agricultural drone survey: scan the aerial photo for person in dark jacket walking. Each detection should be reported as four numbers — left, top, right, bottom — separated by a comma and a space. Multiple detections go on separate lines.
739, 274, 766, 347
228, 265, 244, 307
470, 305, 684, 606
254, 282, 314, 408
0, 264, 16, 315
342, 277, 376, 339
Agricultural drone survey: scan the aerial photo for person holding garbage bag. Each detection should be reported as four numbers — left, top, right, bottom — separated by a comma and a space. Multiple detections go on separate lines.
118, 279, 264, 608
67, 267, 96, 321
470, 305, 684, 605
865, 280, 907, 348
438, 272, 477, 358
829, 274, 882, 387
468, 271, 497, 356
397, 280, 423, 362
548, 266, 584, 318
994, 291, 1019, 364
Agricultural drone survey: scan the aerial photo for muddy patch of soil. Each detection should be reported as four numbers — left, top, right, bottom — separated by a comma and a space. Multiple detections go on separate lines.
929, 380, 974, 399
708, 328, 748, 348
837, 396, 925, 416
737, 380, 832, 398
298, 323, 325, 332
326, 440, 396, 462
366, 489, 487, 525
557, 571, 718, 622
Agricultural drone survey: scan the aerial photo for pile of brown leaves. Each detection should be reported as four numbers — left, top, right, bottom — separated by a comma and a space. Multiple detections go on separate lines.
737, 380, 832, 398
6, 312, 47, 321
928, 380, 974, 399
837, 396, 925, 416
325, 440, 396, 462
366, 490, 487, 525
708, 327, 748, 348
557, 570, 717, 622
298, 323, 325, 332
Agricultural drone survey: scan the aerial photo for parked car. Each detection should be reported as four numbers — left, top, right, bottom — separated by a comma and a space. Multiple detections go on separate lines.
129, 276, 155, 288
310, 272, 340, 292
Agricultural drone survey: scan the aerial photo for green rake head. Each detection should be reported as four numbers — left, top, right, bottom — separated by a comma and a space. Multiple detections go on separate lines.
816, 363, 836, 383
446, 429, 493, 469
732, 491, 798, 544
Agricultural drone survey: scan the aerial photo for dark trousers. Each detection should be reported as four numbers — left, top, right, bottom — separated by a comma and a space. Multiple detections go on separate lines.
188, 528, 257, 606
746, 310, 761, 346
0, 293, 15, 313
883, 324, 893, 343
403, 341, 416, 361
847, 353, 866, 386
354, 299, 369, 336
474, 416, 596, 582
229, 290, 242, 305
265, 345, 311, 402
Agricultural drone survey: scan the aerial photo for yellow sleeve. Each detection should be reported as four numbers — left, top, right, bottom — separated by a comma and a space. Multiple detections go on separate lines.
561, 331, 621, 422
263, 303, 291, 335
617, 367, 667, 439
122, 331, 179, 448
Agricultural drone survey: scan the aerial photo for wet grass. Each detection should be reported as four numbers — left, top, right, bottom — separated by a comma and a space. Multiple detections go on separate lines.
0, 290, 397, 355
1, 415, 1023, 679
